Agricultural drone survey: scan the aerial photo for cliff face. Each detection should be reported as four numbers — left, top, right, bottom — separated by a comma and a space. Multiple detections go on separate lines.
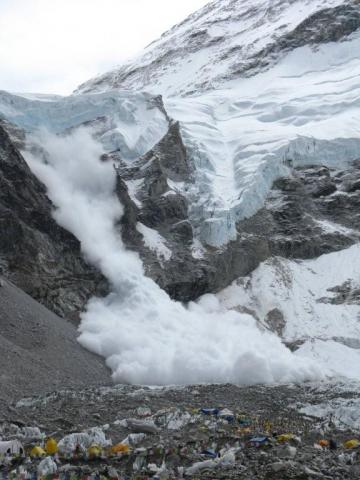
0, 122, 107, 321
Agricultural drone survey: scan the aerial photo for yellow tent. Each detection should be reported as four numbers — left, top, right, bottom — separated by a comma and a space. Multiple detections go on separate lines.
277, 433, 295, 443
30, 446, 46, 458
111, 443, 130, 455
45, 438, 58, 455
88, 445, 102, 458
344, 439, 360, 449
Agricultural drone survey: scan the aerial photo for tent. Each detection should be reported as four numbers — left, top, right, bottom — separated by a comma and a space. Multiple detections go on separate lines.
45, 438, 58, 455
0, 440, 24, 457
88, 445, 102, 458
111, 443, 130, 455
30, 446, 46, 458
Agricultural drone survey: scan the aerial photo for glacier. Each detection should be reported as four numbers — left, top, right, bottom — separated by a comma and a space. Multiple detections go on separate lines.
165, 33, 360, 245
0, 90, 168, 160
77, 0, 360, 246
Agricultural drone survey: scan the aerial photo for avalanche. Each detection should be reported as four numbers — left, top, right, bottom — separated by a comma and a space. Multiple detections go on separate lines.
1, 0, 360, 386
16, 126, 320, 386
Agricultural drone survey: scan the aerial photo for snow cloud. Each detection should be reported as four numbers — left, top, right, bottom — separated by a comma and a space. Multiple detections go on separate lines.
0, 0, 209, 95
23, 128, 323, 386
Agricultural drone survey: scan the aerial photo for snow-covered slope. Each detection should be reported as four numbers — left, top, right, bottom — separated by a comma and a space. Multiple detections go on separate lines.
77, 0, 359, 97
218, 244, 360, 379
76, 0, 360, 246
73, 0, 360, 383
166, 37, 360, 244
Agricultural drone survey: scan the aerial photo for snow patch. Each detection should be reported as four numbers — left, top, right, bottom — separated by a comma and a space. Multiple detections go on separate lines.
219, 245, 360, 344
313, 218, 359, 237
136, 223, 172, 263
125, 179, 143, 208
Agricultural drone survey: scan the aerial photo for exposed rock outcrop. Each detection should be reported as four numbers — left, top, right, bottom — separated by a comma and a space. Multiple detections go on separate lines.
0, 123, 107, 320
109, 122, 360, 303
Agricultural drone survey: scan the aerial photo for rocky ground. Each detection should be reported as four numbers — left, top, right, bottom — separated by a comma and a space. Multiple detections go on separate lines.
0, 276, 110, 410
2, 382, 360, 478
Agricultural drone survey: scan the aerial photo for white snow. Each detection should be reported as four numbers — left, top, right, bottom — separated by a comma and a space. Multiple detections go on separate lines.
191, 238, 206, 259
296, 340, 360, 381
299, 381, 360, 431
313, 218, 359, 237
219, 244, 360, 342
136, 222, 172, 263
77, 0, 346, 97
76, 1, 360, 247
20, 128, 322, 386
125, 179, 144, 208
218, 244, 360, 380
165, 34, 360, 245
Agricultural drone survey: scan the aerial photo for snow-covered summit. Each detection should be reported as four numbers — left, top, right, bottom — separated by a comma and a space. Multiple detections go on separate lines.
73, 0, 360, 246
76, 0, 359, 97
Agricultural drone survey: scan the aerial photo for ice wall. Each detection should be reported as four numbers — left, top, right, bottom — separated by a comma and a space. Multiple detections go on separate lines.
0, 90, 168, 160
166, 33, 360, 246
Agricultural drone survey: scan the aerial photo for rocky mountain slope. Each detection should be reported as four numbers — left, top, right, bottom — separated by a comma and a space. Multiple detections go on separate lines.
0, 121, 106, 321
0, 276, 110, 408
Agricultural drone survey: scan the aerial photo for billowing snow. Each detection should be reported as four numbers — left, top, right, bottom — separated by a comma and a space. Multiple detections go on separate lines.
296, 340, 360, 381
136, 222, 172, 263
21, 128, 322, 386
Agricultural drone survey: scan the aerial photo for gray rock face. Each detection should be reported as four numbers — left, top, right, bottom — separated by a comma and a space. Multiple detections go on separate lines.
112, 122, 268, 300
110, 120, 360, 303
318, 280, 360, 305
0, 276, 110, 406
0, 123, 107, 320
241, 164, 360, 260
110, 122, 211, 299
